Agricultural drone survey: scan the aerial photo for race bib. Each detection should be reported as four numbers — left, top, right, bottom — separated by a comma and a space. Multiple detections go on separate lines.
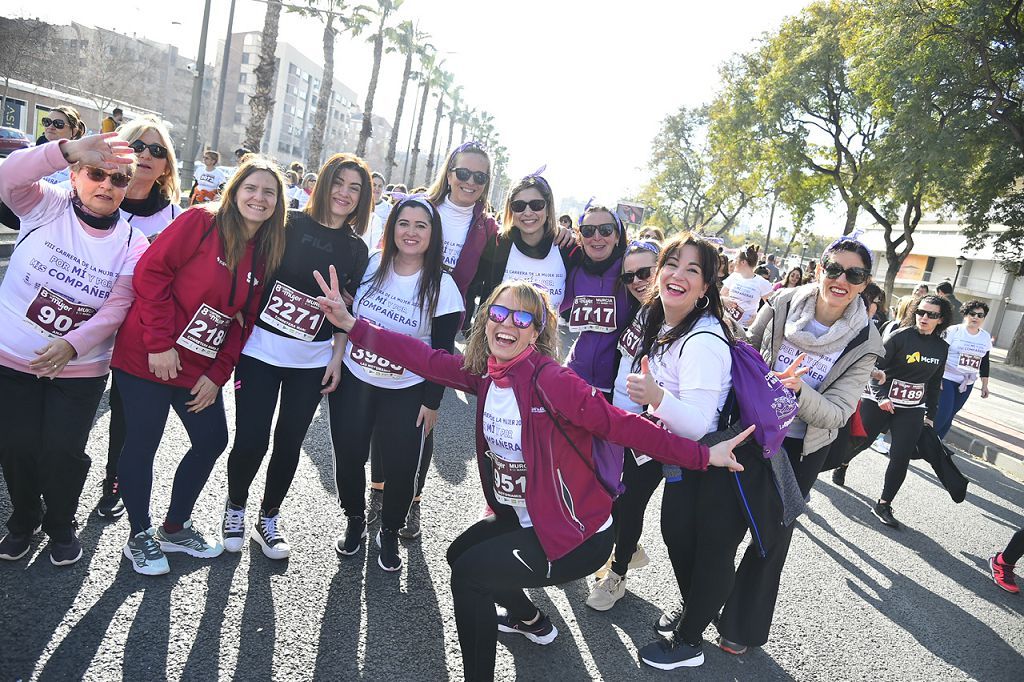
728, 305, 744, 323
568, 295, 617, 333
489, 451, 527, 507
259, 281, 325, 342
24, 287, 96, 338
177, 303, 232, 358
617, 317, 643, 358
957, 353, 983, 372
350, 343, 405, 378
888, 379, 926, 407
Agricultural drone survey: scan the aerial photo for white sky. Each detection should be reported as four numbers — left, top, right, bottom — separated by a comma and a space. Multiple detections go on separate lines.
8, 0, 826, 230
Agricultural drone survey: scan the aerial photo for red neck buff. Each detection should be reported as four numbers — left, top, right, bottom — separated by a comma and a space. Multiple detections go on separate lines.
486, 346, 536, 388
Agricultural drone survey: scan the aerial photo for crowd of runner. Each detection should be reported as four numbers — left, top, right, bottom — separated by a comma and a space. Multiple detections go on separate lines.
0, 106, 1019, 680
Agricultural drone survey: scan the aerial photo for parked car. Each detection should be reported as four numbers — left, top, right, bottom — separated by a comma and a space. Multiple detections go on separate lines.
0, 127, 31, 157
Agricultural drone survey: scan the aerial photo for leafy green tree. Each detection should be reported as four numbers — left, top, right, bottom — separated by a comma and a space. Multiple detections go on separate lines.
384, 20, 429, 179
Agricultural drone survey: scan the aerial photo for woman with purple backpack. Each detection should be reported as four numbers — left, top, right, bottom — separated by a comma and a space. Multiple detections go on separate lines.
313, 272, 752, 682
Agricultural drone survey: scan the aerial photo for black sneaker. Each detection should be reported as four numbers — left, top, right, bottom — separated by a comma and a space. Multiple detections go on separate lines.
831, 465, 847, 487
49, 528, 83, 566
366, 488, 383, 526
253, 509, 290, 560
655, 602, 686, 636
335, 516, 366, 556
376, 528, 402, 571
0, 531, 32, 561
872, 501, 901, 529
398, 500, 421, 540
496, 608, 558, 645
96, 477, 125, 519
639, 637, 705, 669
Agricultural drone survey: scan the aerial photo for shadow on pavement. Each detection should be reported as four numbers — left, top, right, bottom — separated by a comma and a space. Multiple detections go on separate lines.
233, 548, 289, 681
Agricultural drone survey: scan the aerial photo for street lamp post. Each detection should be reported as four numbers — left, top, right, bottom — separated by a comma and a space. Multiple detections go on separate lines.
954, 255, 967, 287
210, 0, 237, 153
179, 0, 213, 204
799, 242, 808, 267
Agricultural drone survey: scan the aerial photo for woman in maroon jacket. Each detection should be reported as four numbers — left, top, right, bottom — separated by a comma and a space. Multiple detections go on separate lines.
111, 157, 287, 576
314, 273, 751, 682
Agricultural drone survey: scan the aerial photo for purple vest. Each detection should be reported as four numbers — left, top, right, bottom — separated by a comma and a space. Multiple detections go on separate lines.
561, 257, 630, 391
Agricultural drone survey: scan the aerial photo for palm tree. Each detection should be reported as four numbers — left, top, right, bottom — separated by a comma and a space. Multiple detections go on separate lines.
459, 106, 477, 144
440, 84, 463, 173
384, 20, 429, 180
244, 0, 284, 152
407, 48, 439, 186
356, 0, 404, 157
424, 69, 454, 182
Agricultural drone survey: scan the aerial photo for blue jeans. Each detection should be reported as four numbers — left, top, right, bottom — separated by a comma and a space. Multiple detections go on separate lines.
934, 378, 973, 439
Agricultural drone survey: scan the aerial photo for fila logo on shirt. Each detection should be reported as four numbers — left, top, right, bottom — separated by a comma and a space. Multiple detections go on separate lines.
300, 234, 335, 253
906, 351, 940, 365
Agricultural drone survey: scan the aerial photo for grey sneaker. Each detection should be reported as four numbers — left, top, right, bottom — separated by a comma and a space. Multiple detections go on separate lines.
156, 520, 223, 558
366, 488, 383, 526
586, 572, 626, 611
221, 499, 246, 553
123, 528, 170, 576
253, 509, 290, 560
398, 500, 421, 539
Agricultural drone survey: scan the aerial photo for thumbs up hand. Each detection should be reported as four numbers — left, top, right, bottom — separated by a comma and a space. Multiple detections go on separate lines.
626, 355, 665, 409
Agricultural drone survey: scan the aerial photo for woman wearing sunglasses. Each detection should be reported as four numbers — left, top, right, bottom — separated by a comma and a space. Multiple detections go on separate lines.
772, 266, 804, 293
94, 117, 185, 521
585, 239, 661, 611
933, 301, 992, 440
562, 204, 631, 399
222, 153, 370, 560
313, 274, 751, 681
330, 195, 463, 572
721, 244, 773, 328
110, 156, 287, 576
0, 133, 147, 566
713, 237, 883, 655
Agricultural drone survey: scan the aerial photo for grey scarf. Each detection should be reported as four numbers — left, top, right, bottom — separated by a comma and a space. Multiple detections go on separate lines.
783, 283, 868, 356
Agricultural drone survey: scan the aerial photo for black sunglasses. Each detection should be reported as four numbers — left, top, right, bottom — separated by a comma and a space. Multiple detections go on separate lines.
42, 117, 67, 130
452, 167, 489, 185
620, 266, 654, 284
84, 166, 132, 188
966, 310, 987, 318
580, 223, 617, 238
510, 199, 546, 213
822, 260, 870, 285
915, 309, 943, 320
129, 140, 168, 159
488, 304, 540, 329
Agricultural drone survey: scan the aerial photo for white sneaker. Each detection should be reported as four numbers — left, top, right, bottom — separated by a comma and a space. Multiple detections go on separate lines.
870, 436, 891, 454
586, 572, 626, 611
629, 544, 650, 571
221, 499, 246, 553
253, 510, 290, 560
123, 527, 170, 576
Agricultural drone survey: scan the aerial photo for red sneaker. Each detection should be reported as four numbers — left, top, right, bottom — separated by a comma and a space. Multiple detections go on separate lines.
989, 553, 1020, 594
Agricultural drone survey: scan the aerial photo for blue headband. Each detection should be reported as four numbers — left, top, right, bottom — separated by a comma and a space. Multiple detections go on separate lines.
390, 192, 436, 219
824, 228, 873, 269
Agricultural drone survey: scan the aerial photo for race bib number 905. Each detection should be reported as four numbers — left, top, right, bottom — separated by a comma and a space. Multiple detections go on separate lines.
569, 295, 617, 333
24, 287, 96, 337
177, 303, 232, 358
888, 379, 926, 407
350, 344, 405, 378
259, 281, 324, 341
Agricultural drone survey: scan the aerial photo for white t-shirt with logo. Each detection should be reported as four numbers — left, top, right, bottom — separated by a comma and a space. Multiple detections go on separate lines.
503, 241, 566, 310
195, 167, 227, 193
772, 318, 843, 439
362, 213, 386, 252
943, 324, 992, 385
436, 196, 475, 270
343, 254, 464, 389
723, 273, 773, 327
483, 384, 532, 527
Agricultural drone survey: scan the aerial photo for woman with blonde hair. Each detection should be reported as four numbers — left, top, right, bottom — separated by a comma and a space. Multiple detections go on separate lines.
111, 156, 287, 575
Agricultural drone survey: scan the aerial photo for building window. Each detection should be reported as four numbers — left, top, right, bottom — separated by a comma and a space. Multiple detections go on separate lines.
289, 63, 298, 75
241, 52, 250, 65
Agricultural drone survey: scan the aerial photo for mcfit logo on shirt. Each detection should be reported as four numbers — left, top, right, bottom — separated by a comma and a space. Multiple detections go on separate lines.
906, 351, 941, 365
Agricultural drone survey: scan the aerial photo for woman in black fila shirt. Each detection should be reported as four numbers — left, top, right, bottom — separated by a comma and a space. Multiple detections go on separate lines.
837, 294, 951, 529
221, 153, 371, 559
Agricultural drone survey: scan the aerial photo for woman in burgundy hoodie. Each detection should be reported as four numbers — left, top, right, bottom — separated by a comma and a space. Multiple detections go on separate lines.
111, 157, 287, 576
314, 274, 751, 682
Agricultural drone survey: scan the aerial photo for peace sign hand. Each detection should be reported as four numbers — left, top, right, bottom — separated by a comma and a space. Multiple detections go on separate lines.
314, 264, 356, 332
773, 352, 809, 393
62, 133, 136, 170
707, 423, 755, 472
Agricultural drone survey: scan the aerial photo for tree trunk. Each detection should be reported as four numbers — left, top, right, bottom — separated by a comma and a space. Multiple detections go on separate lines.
424, 95, 444, 183
407, 78, 431, 186
307, 15, 335, 172
357, 13, 387, 157
843, 200, 858, 235
443, 109, 457, 171
460, 121, 468, 144
384, 50, 413, 179
245, 0, 283, 153
1007, 314, 1024, 367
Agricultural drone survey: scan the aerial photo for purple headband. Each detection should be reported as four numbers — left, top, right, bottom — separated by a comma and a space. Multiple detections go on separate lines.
390, 192, 436, 219
694, 232, 725, 247
579, 197, 624, 233
450, 140, 488, 163
824, 228, 873, 269
523, 164, 551, 192
628, 239, 661, 255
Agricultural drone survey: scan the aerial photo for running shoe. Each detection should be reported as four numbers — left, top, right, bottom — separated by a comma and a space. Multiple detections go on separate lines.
398, 500, 421, 540
0, 531, 32, 561
496, 608, 558, 645
655, 601, 686, 636
989, 553, 1019, 594
717, 635, 748, 655
123, 527, 170, 576
156, 520, 224, 558
336, 516, 366, 556
872, 501, 901, 529
639, 637, 704, 669
586, 572, 626, 611
96, 477, 125, 519
831, 465, 847, 487
221, 498, 246, 553
870, 436, 890, 454
366, 488, 383, 526
49, 523, 83, 566
377, 528, 402, 571
630, 543, 650, 570
253, 509, 290, 560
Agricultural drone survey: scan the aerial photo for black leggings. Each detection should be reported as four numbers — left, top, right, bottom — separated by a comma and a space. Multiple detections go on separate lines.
447, 513, 613, 681
609, 452, 663, 576
1003, 527, 1024, 565
329, 366, 433, 531
114, 369, 229, 535
370, 430, 433, 497
226, 354, 326, 512
105, 376, 126, 481
0, 365, 106, 540
849, 400, 926, 502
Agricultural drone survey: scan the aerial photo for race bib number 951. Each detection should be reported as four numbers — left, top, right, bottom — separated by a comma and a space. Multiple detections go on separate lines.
489, 451, 527, 507
259, 281, 324, 341
24, 287, 96, 337
569, 295, 617, 333
177, 303, 232, 358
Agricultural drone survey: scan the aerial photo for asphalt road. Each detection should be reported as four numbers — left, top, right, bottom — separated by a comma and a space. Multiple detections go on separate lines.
1, 294, 1022, 680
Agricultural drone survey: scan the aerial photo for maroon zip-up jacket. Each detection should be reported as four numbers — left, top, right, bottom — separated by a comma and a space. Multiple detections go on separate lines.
448, 201, 499, 300
348, 318, 710, 561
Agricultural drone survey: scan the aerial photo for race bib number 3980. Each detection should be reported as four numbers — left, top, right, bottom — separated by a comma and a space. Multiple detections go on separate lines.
569, 295, 617, 333
259, 281, 324, 341
177, 303, 232, 358
24, 287, 96, 337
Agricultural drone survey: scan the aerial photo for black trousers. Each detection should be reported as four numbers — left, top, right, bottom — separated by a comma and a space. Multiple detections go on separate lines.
447, 513, 613, 681
0, 365, 106, 540
609, 451, 663, 576
226, 354, 326, 512
370, 427, 434, 497
105, 376, 125, 481
1003, 527, 1024, 565
849, 399, 926, 502
328, 366, 431, 531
